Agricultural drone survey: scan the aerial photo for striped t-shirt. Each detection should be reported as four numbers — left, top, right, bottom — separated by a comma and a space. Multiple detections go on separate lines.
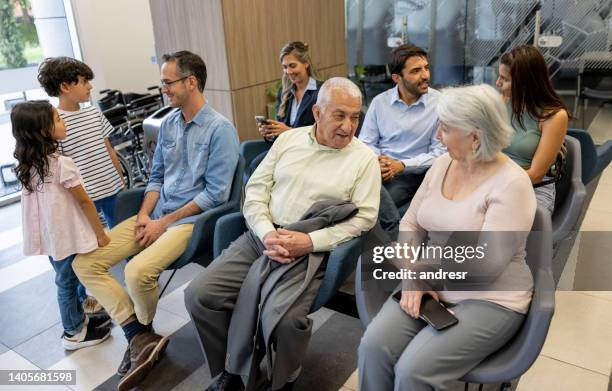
58, 105, 123, 201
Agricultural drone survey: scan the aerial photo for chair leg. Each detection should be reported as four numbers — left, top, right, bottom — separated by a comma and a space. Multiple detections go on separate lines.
583, 98, 589, 129
159, 268, 177, 298
478, 384, 484, 391
500, 381, 512, 391
580, 98, 586, 130
464, 382, 470, 391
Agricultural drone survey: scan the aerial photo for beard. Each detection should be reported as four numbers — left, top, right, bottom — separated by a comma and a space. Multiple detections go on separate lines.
401, 77, 428, 98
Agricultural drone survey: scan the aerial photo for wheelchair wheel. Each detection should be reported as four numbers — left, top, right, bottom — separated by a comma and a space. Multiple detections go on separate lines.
117, 152, 134, 189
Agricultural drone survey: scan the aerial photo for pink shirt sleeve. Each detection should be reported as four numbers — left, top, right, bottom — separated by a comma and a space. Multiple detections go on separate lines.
58, 156, 83, 189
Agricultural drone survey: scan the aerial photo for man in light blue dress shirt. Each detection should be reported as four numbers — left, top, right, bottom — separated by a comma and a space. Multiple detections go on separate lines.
359, 45, 445, 234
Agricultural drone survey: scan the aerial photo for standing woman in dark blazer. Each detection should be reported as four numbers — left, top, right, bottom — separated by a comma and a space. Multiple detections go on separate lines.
259, 41, 322, 139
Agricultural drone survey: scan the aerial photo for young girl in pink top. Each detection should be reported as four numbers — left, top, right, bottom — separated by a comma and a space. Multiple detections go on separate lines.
12, 101, 112, 350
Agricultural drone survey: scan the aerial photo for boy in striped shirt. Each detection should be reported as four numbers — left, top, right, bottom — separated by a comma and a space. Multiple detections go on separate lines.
38, 57, 125, 315
38, 57, 125, 229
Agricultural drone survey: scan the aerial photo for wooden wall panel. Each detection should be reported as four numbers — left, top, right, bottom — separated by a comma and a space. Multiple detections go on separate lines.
221, 0, 346, 89
231, 81, 279, 141
205, 90, 235, 125
317, 64, 348, 80
149, 0, 347, 143
232, 64, 348, 141
149, 0, 231, 90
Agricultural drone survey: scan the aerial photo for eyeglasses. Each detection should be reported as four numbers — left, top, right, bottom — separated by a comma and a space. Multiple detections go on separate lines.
160, 75, 191, 88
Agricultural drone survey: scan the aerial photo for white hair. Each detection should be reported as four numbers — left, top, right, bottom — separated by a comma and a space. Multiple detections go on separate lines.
437, 84, 513, 162
316, 77, 362, 108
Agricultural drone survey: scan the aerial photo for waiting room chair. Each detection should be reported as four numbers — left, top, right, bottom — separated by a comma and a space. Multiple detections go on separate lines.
213, 211, 363, 312
573, 72, 612, 129
567, 128, 612, 185
550, 136, 587, 244
240, 139, 272, 186
355, 207, 555, 391
240, 139, 271, 169
114, 156, 245, 297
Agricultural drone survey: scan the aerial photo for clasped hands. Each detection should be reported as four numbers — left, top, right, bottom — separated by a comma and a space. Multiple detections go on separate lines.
379, 155, 405, 182
263, 228, 314, 264
134, 214, 168, 247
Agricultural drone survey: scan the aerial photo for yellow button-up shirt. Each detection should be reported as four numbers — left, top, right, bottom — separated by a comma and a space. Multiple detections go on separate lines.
244, 126, 381, 252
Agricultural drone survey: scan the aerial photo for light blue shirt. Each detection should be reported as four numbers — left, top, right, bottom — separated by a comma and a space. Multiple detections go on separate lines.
145, 104, 240, 225
289, 77, 317, 127
359, 86, 445, 174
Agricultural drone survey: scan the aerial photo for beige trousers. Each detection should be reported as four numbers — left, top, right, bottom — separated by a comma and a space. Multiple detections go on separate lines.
73, 215, 194, 325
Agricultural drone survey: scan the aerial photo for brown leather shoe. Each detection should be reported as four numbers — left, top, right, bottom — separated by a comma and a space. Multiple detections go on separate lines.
116, 346, 130, 377
117, 332, 169, 391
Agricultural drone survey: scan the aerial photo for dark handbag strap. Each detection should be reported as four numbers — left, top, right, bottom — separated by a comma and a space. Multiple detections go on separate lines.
533, 178, 555, 188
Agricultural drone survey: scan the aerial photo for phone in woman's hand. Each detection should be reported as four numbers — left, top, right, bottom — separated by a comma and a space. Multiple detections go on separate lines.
255, 115, 269, 126
393, 291, 458, 330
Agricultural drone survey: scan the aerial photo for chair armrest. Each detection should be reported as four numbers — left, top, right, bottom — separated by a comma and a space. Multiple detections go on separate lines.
355, 255, 393, 328
179, 201, 241, 267
312, 237, 363, 311
593, 140, 612, 182
552, 177, 587, 243
213, 212, 247, 258
115, 188, 146, 224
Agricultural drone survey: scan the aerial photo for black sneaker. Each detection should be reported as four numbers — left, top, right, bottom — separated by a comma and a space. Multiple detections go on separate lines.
87, 312, 112, 329
62, 321, 111, 350
205, 370, 244, 391
266, 380, 295, 391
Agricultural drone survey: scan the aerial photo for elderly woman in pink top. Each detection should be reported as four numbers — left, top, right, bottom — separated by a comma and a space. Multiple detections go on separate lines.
12, 101, 111, 350
358, 84, 537, 391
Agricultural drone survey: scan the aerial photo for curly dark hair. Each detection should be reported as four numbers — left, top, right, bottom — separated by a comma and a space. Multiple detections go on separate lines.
11, 100, 59, 193
37, 57, 94, 97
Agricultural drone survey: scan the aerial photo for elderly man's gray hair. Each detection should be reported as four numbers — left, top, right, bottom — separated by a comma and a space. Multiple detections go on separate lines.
316, 77, 362, 108
437, 84, 513, 162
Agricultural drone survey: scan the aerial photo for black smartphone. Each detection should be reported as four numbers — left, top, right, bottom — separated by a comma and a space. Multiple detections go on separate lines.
255, 115, 269, 125
393, 291, 458, 331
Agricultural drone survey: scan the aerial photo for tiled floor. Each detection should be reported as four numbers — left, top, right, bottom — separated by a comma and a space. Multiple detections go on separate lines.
1, 107, 611, 390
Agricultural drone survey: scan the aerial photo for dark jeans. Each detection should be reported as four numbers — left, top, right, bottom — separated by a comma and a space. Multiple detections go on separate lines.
49, 255, 86, 334
383, 172, 426, 207
378, 172, 426, 240
94, 193, 118, 229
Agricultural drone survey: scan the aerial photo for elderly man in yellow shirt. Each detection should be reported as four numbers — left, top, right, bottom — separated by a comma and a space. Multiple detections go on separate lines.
185, 77, 381, 391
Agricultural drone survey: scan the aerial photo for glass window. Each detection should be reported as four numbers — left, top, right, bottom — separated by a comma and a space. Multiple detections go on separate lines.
0, 0, 76, 197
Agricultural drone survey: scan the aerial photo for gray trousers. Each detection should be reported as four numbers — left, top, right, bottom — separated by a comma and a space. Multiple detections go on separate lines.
184, 230, 324, 389
535, 180, 556, 215
358, 297, 525, 391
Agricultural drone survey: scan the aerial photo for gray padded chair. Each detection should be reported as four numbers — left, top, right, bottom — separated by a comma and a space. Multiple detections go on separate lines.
240, 139, 271, 168
355, 207, 555, 391
567, 128, 612, 185
551, 136, 587, 244
241, 139, 271, 184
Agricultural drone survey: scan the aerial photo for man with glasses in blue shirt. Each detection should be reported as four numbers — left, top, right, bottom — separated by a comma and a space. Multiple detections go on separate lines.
73, 50, 240, 391
359, 44, 445, 235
